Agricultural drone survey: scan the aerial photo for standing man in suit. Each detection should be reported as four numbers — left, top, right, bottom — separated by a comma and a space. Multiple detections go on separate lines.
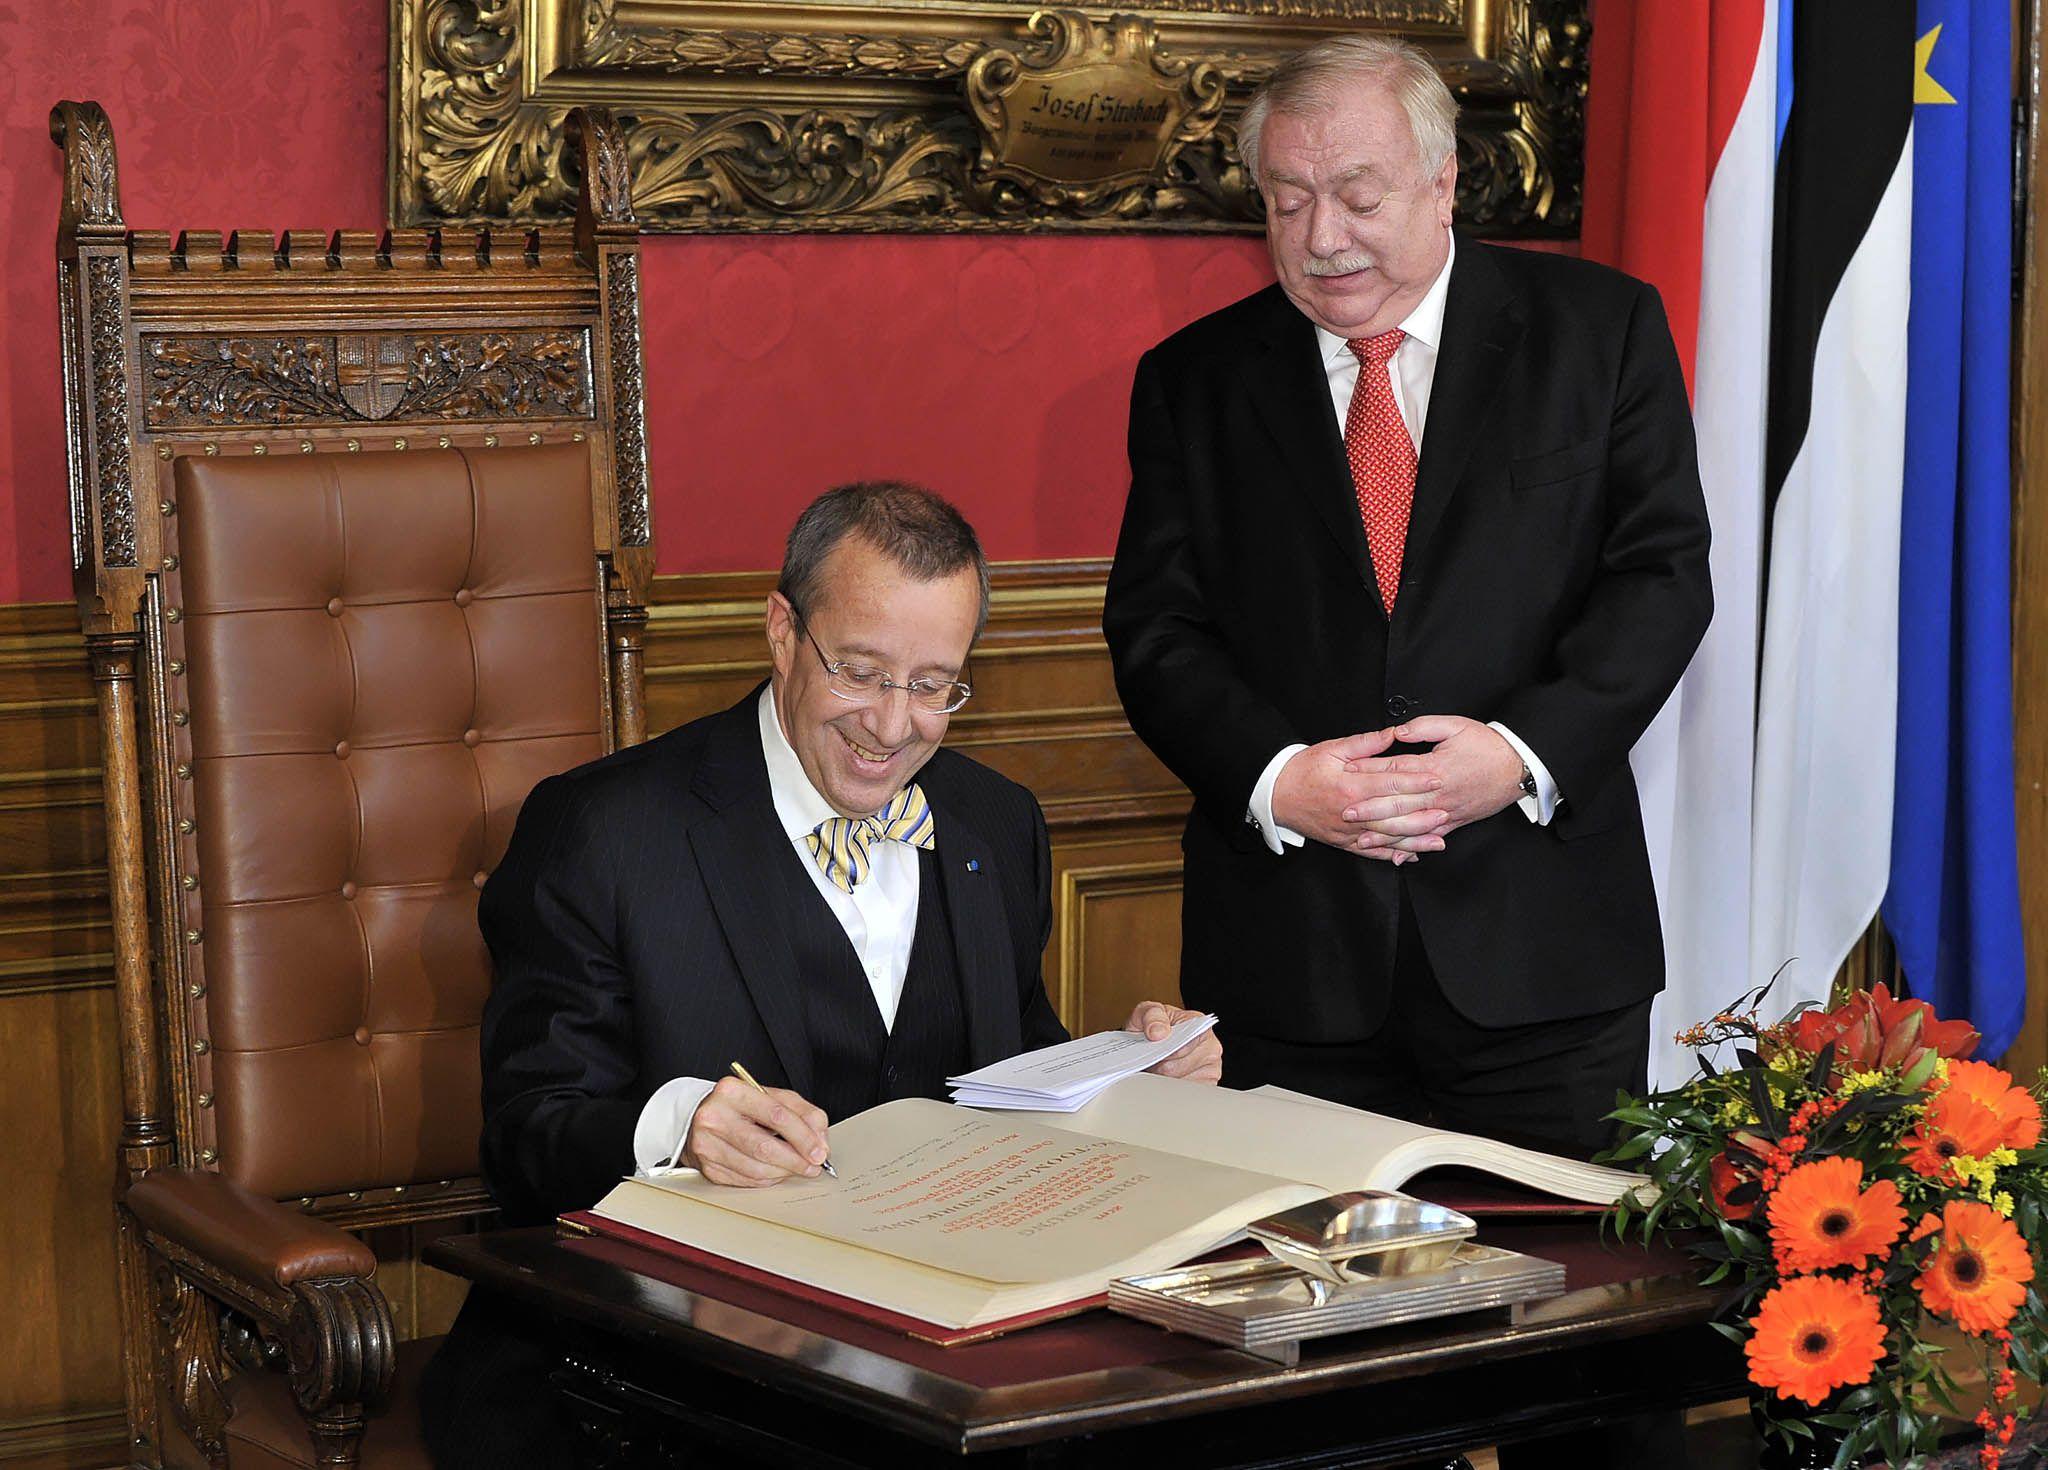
1104, 36, 1711, 1166
1102, 38, 1710, 1469
425, 483, 1220, 1467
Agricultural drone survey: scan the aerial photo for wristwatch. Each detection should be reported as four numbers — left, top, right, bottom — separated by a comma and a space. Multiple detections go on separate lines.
1517, 760, 1537, 799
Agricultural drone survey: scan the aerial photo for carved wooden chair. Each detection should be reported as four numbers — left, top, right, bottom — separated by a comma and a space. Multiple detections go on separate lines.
51, 101, 653, 1469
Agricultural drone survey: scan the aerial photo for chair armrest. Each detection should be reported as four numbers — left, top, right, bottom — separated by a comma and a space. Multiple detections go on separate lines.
127, 1169, 377, 1293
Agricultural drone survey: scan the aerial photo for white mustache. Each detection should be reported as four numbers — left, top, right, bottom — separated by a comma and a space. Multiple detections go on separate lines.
1302, 253, 1375, 277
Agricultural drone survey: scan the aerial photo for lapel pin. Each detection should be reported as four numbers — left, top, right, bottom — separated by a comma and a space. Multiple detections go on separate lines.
966, 859, 980, 873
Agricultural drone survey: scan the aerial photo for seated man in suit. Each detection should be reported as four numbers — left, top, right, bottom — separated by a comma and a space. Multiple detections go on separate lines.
423, 482, 1220, 1467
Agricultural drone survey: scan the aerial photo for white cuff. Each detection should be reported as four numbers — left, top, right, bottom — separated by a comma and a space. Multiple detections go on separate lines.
633, 1076, 719, 1172
1488, 722, 1560, 825
1248, 744, 1310, 855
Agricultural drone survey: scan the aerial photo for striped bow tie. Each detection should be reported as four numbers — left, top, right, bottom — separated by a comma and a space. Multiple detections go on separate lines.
805, 782, 935, 893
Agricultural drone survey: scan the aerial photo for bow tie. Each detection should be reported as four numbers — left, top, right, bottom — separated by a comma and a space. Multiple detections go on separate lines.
805, 782, 935, 892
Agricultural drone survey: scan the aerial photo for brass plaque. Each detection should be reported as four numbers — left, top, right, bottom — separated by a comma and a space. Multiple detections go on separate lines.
967, 13, 1224, 194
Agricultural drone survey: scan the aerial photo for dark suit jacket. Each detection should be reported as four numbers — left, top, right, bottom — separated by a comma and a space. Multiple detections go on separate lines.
476, 687, 1068, 1223
1102, 236, 1713, 1039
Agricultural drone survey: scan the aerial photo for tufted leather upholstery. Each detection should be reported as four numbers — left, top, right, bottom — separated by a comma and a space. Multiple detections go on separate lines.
160, 442, 606, 1202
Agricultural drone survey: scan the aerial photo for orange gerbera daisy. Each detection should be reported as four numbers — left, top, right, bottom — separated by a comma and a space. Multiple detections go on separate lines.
1766, 1157, 1905, 1272
1914, 1200, 2032, 1334
1901, 1089, 2005, 1182
1745, 1275, 1888, 1405
1943, 1060, 2043, 1150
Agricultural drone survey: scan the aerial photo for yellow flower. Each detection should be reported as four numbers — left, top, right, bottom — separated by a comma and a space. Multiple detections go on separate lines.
1839, 1070, 1889, 1095
1951, 1147, 2018, 1203
1993, 1192, 2015, 1218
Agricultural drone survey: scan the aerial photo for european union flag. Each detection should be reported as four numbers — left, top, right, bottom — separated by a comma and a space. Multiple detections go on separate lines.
1884, 1, 2024, 1054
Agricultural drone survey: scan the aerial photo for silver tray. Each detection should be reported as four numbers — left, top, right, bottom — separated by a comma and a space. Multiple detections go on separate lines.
1110, 1242, 1567, 1365
1247, 1191, 1477, 1280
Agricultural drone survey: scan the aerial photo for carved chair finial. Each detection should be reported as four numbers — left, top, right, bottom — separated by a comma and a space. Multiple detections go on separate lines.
50, 101, 124, 250
568, 106, 635, 263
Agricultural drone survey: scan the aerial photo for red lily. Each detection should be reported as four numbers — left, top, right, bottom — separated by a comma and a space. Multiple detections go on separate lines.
1781, 983, 1978, 1080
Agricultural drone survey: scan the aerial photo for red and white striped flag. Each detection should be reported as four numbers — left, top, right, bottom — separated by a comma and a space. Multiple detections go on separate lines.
1583, 2, 1782, 1086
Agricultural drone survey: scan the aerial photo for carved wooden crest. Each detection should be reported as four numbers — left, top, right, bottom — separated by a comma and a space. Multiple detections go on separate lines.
335, 335, 413, 419
142, 330, 595, 429
965, 11, 1225, 203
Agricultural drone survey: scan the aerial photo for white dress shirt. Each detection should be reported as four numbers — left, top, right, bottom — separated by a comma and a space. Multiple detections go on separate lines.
1246, 234, 1561, 853
631, 686, 926, 1170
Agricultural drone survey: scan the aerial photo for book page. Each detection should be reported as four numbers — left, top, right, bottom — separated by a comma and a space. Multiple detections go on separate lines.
612, 1097, 1321, 1288
991, 1074, 1644, 1205
988, 1073, 1441, 1193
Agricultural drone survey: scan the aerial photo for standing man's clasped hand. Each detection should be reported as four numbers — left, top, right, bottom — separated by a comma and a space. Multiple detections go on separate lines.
1270, 729, 1449, 862
1359, 714, 1527, 839
1273, 717, 1527, 863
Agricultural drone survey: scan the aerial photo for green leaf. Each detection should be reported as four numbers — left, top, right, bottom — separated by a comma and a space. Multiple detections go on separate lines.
1709, 1320, 1747, 1345
1608, 1132, 1657, 1162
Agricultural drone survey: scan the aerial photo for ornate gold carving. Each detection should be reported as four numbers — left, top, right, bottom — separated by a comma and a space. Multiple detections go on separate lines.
585, 21, 984, 79
141, 330, 594, 428
413, 1, 569, 223
1453, 0, 1588, 233
965, 12, 1227, 213
86, 256, 137, 567
604, 257, 651, 547
394, 0, 1585, 235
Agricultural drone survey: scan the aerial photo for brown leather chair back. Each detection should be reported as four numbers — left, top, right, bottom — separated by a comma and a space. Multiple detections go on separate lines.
169, 442, 606, 1199
52, 101, 653, 1466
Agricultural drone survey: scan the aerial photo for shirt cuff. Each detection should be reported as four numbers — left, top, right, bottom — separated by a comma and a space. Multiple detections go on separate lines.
1487, 722, 1560, 825
633, 1076, 719, 1172
1247, 744, 1310, 855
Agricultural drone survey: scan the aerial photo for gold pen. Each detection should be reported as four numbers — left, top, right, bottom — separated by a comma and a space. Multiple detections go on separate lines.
729, 1060, 837, 1178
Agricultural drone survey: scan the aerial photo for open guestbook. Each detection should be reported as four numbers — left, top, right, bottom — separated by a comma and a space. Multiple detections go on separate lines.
571, 1074, 1646, 1336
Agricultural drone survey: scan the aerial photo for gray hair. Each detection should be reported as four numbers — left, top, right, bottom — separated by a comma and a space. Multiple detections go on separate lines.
1238, 35, 1459, 185
778, 481, 992, 636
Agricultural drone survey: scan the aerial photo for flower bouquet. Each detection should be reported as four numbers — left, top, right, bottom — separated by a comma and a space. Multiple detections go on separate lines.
1606, 982, 2048, 1468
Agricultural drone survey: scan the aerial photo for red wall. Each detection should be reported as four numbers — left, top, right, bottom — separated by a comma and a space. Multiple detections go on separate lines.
0, 2, 1271, 604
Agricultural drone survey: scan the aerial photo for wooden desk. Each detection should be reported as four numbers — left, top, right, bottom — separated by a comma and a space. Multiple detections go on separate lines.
426, 1219, 1747, 1468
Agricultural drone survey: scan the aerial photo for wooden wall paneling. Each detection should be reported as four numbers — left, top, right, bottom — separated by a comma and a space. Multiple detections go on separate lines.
2010, 0, 2048, 1080
0, 561, 1190, 1461
0, 987, 125, 1469
0, 603, 126, 1470
1049, 833, 1187, 1038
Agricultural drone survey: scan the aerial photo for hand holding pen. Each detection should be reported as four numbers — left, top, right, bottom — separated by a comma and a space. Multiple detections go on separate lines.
675, 1060, 838, 1186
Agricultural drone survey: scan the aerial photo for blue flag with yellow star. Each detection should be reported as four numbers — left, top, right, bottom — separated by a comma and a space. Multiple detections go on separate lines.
1883, 1, 2024, 1054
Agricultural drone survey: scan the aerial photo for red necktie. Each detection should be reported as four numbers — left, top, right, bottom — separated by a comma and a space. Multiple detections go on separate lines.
1344, 330, 1415, 614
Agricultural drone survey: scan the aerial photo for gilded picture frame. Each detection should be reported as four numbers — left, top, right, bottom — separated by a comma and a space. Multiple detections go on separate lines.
389, 0, 1587, 235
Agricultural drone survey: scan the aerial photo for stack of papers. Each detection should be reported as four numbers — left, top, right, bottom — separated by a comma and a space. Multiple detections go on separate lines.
947, 1014, 1220, 1111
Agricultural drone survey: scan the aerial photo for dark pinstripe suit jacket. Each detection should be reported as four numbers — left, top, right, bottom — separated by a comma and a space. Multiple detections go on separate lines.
475, 686, 1068, 1223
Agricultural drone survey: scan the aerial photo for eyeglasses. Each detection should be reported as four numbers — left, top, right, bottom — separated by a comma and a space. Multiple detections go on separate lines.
790, 610, 973, 715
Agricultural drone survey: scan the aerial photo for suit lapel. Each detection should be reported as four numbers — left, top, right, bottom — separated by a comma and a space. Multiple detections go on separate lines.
687, 695, 816, 1097
931, 810, 1019, 1070
1401, 238, 1525, 589
1238, 293, 1378, 599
